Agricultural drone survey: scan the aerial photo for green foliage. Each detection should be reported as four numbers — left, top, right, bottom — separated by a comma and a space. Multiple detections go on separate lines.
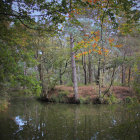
79, 96, 90, 104
123, 96, 139, 104
50, 90, 70, 103
123, 96, 133, 104
0, 99, 9, 112
34, 84, 42, 97
66, 81, 73, 87
133, 82, 140, 101
103, 94, 120, 104
57, 90, 70, 103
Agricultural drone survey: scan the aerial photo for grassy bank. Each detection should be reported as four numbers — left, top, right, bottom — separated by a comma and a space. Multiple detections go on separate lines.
40, 85, 139, 104
0, 99, 9, 112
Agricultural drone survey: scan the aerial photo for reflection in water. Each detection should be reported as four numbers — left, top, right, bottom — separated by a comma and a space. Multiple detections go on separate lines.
14, 116, 27, 133
0, 97, 140, 140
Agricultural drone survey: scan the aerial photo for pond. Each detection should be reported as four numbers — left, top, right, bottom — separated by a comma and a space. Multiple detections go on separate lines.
0, 97, 140, 140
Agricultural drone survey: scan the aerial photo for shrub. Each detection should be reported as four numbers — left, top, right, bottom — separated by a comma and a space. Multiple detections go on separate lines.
50, 94, 59, 103
66, 81, 73, 86
123, 96, 139, 104
103, 93, 120, 104
50, 90, 70, 103
0, 99, 9, 112
79, 96, 90, 104
123, 96, 133, 104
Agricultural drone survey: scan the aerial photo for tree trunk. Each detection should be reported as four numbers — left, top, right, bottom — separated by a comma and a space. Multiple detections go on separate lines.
23, 62, 27, 90
88, 53, 92, 84
96, 58, 100, 85
128, 67, 131, 87
122, 64, 126, 86
59, 69, 63, 85
82, 54, 87, 85
77, 64, 81, 83
70, 34, 79, 101
38, 52, 46, 98
98, 57, 101, 98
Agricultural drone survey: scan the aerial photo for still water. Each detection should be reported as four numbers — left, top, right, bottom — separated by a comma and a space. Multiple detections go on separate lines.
0, 97, 140, 140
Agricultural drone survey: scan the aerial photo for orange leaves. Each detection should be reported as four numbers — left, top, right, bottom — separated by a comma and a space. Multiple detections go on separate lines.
91, 36, 100, 42
108, 38, 123, 48
95, 30, 100, 36
98, 50, 102, 55
89, 49, 92, 53
83, 51, 88, 55
109, 38, 114, 43
74, 46, 110, 59
94, 36, 100, 42
88, 0, 92, 4
92, 43, 97, 48
84, 34, 89, 37
103, 48, 109, 53
114, 44, 123, 48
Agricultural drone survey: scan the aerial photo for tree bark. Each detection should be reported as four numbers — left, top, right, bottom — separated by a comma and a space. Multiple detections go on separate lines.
37, 51, 46, 98
96, 58, 100, 85
82, 54, 87, 85
122, 64, 126, 86
88, 53, 92, 84
59, 69, 63, 85
128, 67, 131, 87
70, 34, 79, 101
98, 57, 101, 98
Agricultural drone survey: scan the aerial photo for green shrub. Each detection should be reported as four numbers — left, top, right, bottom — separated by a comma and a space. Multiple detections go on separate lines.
0, 99, 9, 112
59, 90, 70, 96
50, 94, 59, 103
123, 96, 139, 104
57, 90, 70, 103
79, 96, 90, 104
113, 81, 121, 86
103, 93, 119, 104
66, 81, 73, 86
124, 96, 133, 104
133, 84, 140, 99
50, 90, 70, 103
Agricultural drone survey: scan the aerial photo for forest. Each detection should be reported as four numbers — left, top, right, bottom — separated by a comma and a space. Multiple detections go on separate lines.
0, 0, 140, 108
0, 0, 140, 139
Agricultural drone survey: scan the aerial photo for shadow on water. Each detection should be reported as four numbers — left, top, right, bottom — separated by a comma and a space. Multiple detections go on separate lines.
0, 97, 140, 140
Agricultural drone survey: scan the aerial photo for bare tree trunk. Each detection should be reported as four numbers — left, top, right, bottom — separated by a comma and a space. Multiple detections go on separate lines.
70, 34, 79, 101
82, 54, 87, 85
59, 69, 63, 85
23, 62, 27, 90
96, 58, 100, 85
88, 53, 92, 84
37, 51, 47, 98
38, 62, 45, 97
128, 67, 131, 87
77, 64, 81, 83
122, 64, 126, 86
98, 57, 101, 98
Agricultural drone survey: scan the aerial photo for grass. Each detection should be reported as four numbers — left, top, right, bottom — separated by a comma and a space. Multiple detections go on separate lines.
0, 99, 9, 112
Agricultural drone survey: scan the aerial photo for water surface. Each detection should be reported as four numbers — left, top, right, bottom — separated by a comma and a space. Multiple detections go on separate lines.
0, 97, 140, 140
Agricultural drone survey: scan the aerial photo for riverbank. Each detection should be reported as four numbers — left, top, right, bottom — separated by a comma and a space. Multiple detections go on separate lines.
44, 85, 139, 104
0, 99, 9, 112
